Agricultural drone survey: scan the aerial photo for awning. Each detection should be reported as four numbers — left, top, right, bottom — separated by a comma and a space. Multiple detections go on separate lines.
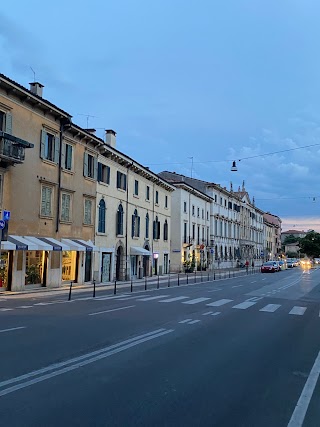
130, 246, 151, 256
23, 236, 52, 251
1, 240, 16, 250
38, 237, 70, 251
72, 239, 98, 252
99, 247, 115, 253
61, 239, 86, 251
7, 235, 38, 250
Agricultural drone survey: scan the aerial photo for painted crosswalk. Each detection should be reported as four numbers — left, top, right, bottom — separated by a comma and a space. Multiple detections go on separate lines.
259, 304, 281, 313
289, 306, 307, 316
232, 301, 257, 310
206, 299, 233, 307
182, 297, 210, 305
158, 296, 190, 303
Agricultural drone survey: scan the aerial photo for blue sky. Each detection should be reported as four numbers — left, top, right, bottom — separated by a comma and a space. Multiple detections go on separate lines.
2, 0, 320, 231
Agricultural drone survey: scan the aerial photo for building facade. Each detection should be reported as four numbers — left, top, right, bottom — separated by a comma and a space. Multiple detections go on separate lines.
263, 212, 282, 260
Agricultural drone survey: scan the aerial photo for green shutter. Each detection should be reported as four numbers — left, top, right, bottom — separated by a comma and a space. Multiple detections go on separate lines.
41, 187, 46, 215
137, 216, 140, 237
40, 130, 46, 159
5, 112, 12, 134
117, 171, 120, 188
67, 145, 72, 170
54, 136, 60, 163
61, 143, 66, 169
93, 157, 98, 180
123, 174, 127, 191
131, 214, 135, 238
106, 166, 110, 184
83, 153, 88, 177
97, 162, 102, 182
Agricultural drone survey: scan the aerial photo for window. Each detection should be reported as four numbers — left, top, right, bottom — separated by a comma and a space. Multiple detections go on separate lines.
214, 219, 218, 235
202, 209, 204, 219
197, 226, 200, 244
183, 222, 187, 243
116, 171, 127, 190
145, 213, 149, 238
197, 207, 200, 217
207, 211, 209, 220
163, 220, 168, 241
146, 185, 150, 201
63, 143, 73, 171
98, 199, 106, 233
84, 199, 93, 225
41, 185, 52, 217
192, 224, 195, 240
0, 112, 5, 131
224, 199, 227, 207
132, 209, 140, 237
183, 201, 187, 213
98, 163, 110, 184
84, 153, 97, 179
134, 180, 139, 196
207, 227, 209, 245
202, 227, 205, 243
41, 130, 58, 162
192, 205, 195, 216
220, 197, 223, 205
61, 193, 71, 222
165, 195, 168, 208
155, 190, 159, 204
153, 216, 160, 240
116, 204, 124, 235
214, 194, 217, 203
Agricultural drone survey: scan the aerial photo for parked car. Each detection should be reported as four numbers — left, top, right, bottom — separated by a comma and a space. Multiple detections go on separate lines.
287, 261, 294, 268
278, 260, 287, 270
261, 261, 278, 273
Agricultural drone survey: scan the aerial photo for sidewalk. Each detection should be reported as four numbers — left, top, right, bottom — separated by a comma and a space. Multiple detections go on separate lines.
0, 267, 260, 298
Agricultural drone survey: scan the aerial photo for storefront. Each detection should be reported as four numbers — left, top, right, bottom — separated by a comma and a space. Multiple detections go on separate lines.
130, 247, 151, 279
61, 239, 97, 284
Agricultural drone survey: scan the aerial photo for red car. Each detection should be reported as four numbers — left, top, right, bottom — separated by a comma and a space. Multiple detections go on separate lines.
261, 261, 278, 273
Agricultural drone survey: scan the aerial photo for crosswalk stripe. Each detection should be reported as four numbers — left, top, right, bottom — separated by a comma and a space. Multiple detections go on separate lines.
33, 302, 55, 306
0, 308, 13, 311
260, 304, 281, 313
202, 311, 213, 316
179, 319, 193, 324
188, 320, 201, 324
137, 295, 169, 301
158, 296, 189, 303
232, 301, 257, 310
206, 299, 233, 307
17, 306, 33, 309
212, 312, 221, 316
182, 297, 210, 305
289, 306, 307, 316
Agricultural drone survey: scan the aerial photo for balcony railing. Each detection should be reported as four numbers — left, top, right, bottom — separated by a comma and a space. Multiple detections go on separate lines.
0, 132, 33, 165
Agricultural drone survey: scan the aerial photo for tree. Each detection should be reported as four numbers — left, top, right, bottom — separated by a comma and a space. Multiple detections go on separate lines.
283, 234, 300, 245
299, 231, 320, 258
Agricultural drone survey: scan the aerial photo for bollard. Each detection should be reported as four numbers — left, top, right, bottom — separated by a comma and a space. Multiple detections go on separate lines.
145, 276, 147, 291
168, 274, 170, 287
131, 277, 133, 293
201, 271, 203, 283
157, 275, 160, 289
208, 271, 209, 281
68, 280, 73, 301
114, 280, 117, 295
194, 271, 196, 283
93, 279, 96, 298
178, 273, 180, 286
229, 270, 230, 279
214, 272, 216, 280
187, 274, 189, 285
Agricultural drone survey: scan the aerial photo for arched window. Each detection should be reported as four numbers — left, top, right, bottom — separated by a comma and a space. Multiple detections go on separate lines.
98, 199, 106, 233
153, 216, 160, 240
229, 246, 232, 260
116, 204, 124, 236
132, 209, 140, 238
215, 245, 218, 261
163, 220, 168, 241
145, 213, 149, 238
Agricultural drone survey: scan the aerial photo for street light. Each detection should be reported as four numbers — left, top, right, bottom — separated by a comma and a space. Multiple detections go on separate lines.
231, 161, 238, 172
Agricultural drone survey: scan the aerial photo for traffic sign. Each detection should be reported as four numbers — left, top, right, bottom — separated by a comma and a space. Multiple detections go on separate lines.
210, 248, 214, 254
3, 210, 10, 221
261, 251, 264, 256
0, 220, 5, 230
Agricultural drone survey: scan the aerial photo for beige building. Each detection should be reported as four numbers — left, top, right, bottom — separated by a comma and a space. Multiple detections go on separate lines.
95, 132, 174, 282
263, 212, 282, 260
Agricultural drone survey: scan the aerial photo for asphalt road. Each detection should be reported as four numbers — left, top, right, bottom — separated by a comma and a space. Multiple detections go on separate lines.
0, 267, 320, 426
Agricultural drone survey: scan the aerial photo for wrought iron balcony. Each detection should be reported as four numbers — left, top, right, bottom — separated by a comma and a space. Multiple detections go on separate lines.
0, 132, 34, 165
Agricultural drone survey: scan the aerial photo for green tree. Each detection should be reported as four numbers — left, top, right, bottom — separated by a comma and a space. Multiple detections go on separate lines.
283, 234, 300, 245
299, 231, 320, 258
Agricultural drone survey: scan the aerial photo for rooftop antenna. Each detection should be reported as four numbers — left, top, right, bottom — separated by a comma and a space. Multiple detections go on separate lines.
30, 66, 36, 82
188, 156, 194, 178
78, 113, 98, 129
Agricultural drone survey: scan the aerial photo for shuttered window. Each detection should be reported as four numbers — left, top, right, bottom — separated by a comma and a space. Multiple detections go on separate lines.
41, 186, 52, 217
84, 199, 93, 225
145, 213, 149, 238
163, 220, 168, 241
63, 143, 73, 171
98, 199, 106, 233
132, 209, 140, 238
146, 186, 150, 201
61, 193, 71, 222
83, 153, 97, 179
116, 204, 124, 235
116, 171, 127, 190
98, 163, 110, 184
40, 130, 59, 163
153, 216, 160, 240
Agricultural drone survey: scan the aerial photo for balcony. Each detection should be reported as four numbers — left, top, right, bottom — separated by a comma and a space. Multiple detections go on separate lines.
0, 132, 34, 166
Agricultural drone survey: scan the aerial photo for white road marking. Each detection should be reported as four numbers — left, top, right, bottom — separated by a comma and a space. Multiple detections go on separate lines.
232, 301, 257, 310
250, 281, 257, 283
289, 306, 307, 316
206, 299, 233, 307
207, 288, 222, 292
261, 278, 266, 281
188, 320, 201, 324
202, 311, 213, 316
232, 285, 243, 288
0, 308, 13, 311
76, 297, 93, 301
260, 304, 281, 313
182, 297, 210, 305
17, 306, 33, 309
212, 312, 221, 316
89, 305, 135, 316
0, 328, 174, 397
287, 350, 320, 427
158, 296, 189, 303
137, 295, 169, 301
179, 319, 193, 324
0, 326, 26, 334
33, 302, 55, 306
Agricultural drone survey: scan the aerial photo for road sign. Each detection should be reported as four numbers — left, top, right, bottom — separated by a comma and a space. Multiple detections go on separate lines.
0, 220, 5, 230
3, 210, 10, 221
210, 248, 214, 254
261, 251, 264, 256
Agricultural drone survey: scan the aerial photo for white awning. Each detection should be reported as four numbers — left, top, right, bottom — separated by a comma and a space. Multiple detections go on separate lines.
130, 246, 151, 256
1, 240, 16, 250
8, 235, 38, 251
72, 239, 98, 252
39, 237, 70, 251
23, 236, 52, 251
61, 239, 86, 251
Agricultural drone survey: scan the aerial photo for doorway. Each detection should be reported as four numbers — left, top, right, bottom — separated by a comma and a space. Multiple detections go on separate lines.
101, 253, 111, 282
116, 246, 123, 281
84, 251, 92, 282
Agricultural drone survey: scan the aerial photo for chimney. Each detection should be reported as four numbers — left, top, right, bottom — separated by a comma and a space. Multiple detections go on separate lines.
105, 129, 116, 148
29, 82, 44, 97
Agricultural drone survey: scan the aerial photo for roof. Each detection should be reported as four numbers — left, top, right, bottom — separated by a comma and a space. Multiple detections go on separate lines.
166, 180, 213, 201
282, 230, 305, 234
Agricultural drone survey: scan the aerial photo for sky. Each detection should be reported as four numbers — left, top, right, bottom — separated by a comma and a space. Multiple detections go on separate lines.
1, 0, 320, 231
